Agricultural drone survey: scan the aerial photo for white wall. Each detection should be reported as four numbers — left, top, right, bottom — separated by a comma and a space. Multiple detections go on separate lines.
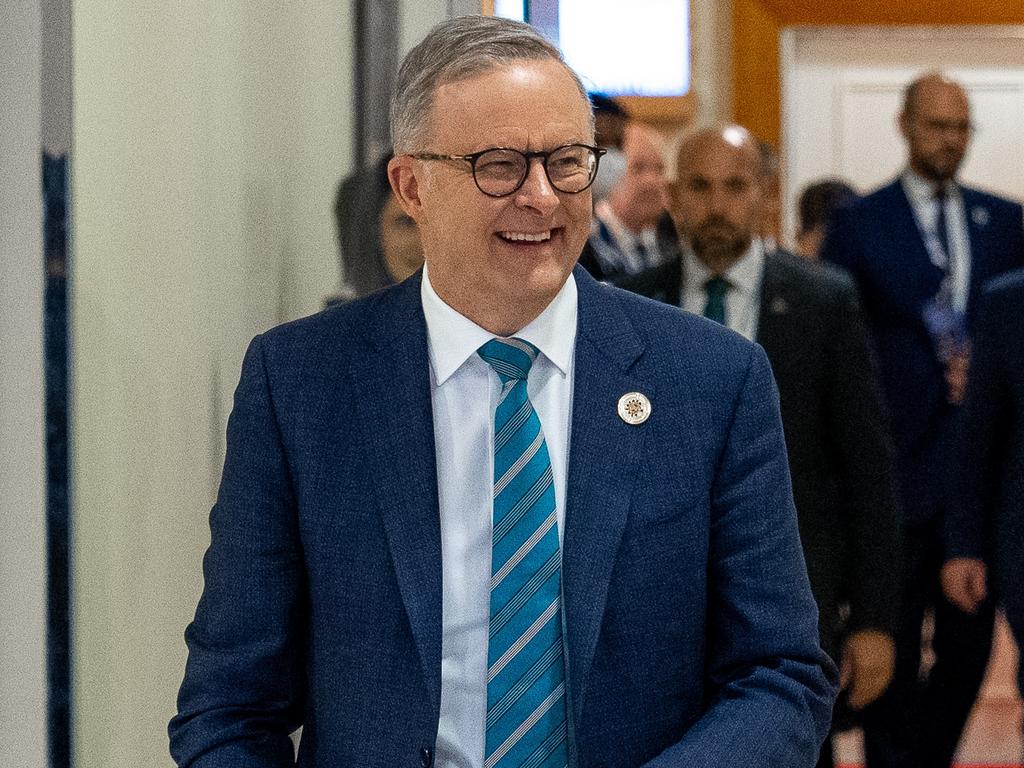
401, 0, 450, 57
70, 2, 355, 765
0, 1, 47, 767
782, 26, 1024, 245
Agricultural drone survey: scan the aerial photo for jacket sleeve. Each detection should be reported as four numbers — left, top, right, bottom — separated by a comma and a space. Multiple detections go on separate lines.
641, 344, 839, 768
168, 334, 308, 767
825, 277, 902, 634
944, 291, 1008, 561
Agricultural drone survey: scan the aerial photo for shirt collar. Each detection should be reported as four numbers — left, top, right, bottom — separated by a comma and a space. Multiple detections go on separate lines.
421, 264, 578, 386
902, 167, 958, 204
682, 237, 765, 297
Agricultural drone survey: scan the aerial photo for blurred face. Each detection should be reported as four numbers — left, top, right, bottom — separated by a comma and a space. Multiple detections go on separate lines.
608, 126, 668, 232
795, 226, 825, 261
388, 59, 593, 335
900, 80, 972, 183
669, 129, 764, 273
379, 192, 423, 282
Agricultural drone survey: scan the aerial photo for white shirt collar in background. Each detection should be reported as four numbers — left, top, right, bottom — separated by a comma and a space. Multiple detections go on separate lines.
680, 238, 765, 341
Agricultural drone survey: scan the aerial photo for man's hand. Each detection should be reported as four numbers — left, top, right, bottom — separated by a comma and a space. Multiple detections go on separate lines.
941, 557, 988, 614
839, 629, 895, 710
944, 351, 970, 405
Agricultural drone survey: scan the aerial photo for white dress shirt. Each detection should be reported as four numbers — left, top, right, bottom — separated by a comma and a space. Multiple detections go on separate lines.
901, 169, 972, 313
421, 265, 577, 768
680, 238, 766, 341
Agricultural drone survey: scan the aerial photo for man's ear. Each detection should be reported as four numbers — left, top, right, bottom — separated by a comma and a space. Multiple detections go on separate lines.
388, 155, 425, 221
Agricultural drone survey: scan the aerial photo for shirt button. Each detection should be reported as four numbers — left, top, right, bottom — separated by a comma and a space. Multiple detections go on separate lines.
420, 747, 433, 767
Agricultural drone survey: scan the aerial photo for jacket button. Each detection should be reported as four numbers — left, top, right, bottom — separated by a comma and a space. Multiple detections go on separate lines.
420, 747, 433, 767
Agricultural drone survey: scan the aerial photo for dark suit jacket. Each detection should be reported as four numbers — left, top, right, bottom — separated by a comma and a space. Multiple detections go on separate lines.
169, 267, 836, 767
622, 251, 902, 656
820, 179, 1024, 524
578, 211, 681, 284
945, 268, 1024, 612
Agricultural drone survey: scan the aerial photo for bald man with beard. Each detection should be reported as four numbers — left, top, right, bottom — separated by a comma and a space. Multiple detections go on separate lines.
624, 125, 902, 768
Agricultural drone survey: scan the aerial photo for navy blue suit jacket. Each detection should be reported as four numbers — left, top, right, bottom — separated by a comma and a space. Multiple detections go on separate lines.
821, 179, 1024, 523
945, 269, 1024, 608
169, 267, 836, 767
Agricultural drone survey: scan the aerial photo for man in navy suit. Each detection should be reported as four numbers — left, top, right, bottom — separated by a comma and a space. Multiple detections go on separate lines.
821, 72, 1024, 767
942, 268, 1024, 706
169, 16, 835, 767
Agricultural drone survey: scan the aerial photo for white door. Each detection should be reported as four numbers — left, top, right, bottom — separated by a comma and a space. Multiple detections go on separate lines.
780, 26, 1024, 247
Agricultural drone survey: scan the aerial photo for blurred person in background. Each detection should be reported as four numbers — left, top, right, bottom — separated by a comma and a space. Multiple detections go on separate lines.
330, 154, 424, 303
796, 179, 859, 260
820, 71, 1024, 768
942, 268, 1024, 717
757, 138, 782, 254
589, 92, 628, 150
579, 122, 679, 281
626, 124, 902, 768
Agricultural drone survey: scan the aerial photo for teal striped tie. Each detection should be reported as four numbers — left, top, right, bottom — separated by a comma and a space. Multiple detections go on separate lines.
478, 338, 568, 768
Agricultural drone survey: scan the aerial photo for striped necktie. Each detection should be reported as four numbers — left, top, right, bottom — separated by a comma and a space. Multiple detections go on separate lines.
477, 337, 568, 768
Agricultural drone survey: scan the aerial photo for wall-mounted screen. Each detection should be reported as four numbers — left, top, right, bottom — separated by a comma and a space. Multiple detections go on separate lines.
494, 0, 527, 22
557, 0, 690, 97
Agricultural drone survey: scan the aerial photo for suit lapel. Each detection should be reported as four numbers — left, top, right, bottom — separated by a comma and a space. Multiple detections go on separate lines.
563, 269, 648, 725
891, 180, 946, 288
348, 274, 444, 715
755, 254, 790, 355
963, 188, 989, 315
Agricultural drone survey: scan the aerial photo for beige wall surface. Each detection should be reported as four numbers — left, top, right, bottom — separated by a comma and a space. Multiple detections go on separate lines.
1, 1, 47, 767
690, 0, 734, 127
70, 2, 354, 765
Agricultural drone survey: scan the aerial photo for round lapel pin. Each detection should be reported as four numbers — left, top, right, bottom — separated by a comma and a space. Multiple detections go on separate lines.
617, 392, 651, 425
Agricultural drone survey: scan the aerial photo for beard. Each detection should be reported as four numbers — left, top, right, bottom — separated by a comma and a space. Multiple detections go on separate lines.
690, 217, 751, 264
918, 147, 965, 182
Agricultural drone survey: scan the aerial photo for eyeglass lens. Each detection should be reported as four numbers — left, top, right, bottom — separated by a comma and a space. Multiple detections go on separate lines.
473, 145, 598, 196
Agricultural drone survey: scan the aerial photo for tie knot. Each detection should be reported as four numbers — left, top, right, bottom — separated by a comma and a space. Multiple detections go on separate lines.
705, 275, 730, 300
934, 185, 947, 202
478, 337, 539, 381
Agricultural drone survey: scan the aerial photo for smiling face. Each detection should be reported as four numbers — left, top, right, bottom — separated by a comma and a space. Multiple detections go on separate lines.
669, 127, 765, 275
388, 58, 594, 335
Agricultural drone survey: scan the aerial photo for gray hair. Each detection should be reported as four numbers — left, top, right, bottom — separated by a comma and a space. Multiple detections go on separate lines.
390, 15, 593, 153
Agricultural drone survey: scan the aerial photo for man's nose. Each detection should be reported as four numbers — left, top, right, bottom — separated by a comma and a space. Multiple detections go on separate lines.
514, 158, 559, 214
707, 186, 729, 215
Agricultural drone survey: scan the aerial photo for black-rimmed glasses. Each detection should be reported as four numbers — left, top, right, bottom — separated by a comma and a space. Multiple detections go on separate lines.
410, 144, 606, 198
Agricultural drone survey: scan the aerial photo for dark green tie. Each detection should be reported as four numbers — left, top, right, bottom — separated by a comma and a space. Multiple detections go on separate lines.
703, 276, 729, 325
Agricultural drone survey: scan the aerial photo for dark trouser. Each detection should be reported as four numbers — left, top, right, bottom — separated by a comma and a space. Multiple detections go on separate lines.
862, 519, 996, 768
1002, 593, 1024, 703
816, 737, 835, 768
